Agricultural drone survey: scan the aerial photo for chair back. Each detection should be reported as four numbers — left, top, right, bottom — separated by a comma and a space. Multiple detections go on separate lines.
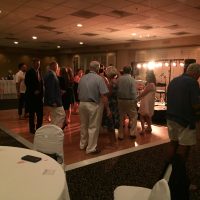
34, 124, 64, 165
148, 179, 171, 200
163, 164, 172, 182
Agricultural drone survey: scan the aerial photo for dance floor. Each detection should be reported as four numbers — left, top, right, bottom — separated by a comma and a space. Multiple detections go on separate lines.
0, 109, 169, 166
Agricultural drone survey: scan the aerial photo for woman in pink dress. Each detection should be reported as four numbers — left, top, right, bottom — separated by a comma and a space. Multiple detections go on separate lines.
137, 70, 156, 134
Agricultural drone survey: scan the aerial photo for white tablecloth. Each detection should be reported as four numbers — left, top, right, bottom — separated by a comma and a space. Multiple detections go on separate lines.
0, 146, 68, 200
0, 80, 17, 99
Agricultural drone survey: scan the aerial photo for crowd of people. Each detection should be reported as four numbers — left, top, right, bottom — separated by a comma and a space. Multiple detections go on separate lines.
15, 58, 158, 153
15, 57, 200, 197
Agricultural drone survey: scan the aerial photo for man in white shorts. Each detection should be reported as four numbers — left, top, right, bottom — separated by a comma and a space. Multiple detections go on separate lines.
167, 63, 200, 161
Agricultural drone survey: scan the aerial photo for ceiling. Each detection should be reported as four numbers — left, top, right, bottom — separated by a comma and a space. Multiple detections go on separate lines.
0, 0, 200, 50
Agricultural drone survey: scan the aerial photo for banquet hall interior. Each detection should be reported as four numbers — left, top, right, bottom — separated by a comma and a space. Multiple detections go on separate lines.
0, 0, 200, 199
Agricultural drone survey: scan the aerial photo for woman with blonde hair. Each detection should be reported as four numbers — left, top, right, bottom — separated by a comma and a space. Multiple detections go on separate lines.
137, 70, 156, 134
102, 66, 120, 145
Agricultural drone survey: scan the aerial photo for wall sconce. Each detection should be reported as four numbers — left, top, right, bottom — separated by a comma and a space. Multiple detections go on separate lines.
137, 63, 142, 69
164, 62, 169, 67
143, 63, 147, 68
147, 61, 156, 70
172, 62, 177, 67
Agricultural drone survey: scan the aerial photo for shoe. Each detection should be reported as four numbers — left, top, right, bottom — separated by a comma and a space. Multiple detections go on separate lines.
189, 184, 198, 191
80, 146, 87, 150
145, 127, 152, 133
89, 148, 101, 154
130, 135, 136, 139
139, 131, 145, 135
24, 113, 29, 118
19, 115, 25, 120
30, 130, 35, 134
62, 123, 67, 130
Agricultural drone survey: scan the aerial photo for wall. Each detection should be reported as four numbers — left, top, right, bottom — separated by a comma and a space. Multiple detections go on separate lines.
1, 37, 200, 81
0, 47, 61, 78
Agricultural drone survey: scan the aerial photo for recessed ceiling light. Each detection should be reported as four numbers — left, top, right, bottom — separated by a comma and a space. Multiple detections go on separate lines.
79, 42, 84, 45
14, 41, 19, 44
57, 45, 61, 48
77, 23, 83, 27
131, 33, 136, 36
0, 10, 2, 14
32, 36, 37, 40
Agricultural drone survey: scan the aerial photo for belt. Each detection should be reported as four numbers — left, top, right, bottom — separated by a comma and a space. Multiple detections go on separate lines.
81, 100, 95, 102
118, 98, 134, 100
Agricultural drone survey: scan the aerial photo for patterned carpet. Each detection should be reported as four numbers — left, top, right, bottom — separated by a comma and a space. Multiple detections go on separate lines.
67, 136, 200, 200
0, 129, 26, 148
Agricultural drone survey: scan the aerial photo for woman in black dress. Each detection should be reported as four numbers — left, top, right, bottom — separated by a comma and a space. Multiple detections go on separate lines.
58, 67, 75, 124
73, 69, 83, 113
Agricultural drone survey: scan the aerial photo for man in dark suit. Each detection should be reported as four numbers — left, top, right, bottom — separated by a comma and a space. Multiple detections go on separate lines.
25, 58, 43, 134
44, 61, 65, 128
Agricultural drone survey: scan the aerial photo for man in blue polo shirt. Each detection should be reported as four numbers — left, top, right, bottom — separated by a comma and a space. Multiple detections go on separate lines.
117, 66, 138, 140
167, 63, 200, 161
78, 61, 110, 154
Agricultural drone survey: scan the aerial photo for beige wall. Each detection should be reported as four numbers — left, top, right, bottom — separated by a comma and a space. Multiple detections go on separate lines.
0, 47, 62, 78
116, 50, 136, 69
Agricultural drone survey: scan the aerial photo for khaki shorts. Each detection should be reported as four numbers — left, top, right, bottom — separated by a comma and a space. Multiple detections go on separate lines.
167, 120, 196, 146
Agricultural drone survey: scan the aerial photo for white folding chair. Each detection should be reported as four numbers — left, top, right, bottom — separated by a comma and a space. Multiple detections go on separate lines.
33, 124, 64, 167
114, 164, 172, 200
114, 179, 170, 200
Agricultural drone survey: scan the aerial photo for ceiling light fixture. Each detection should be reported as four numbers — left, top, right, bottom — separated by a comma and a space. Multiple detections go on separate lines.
57, 45, 61, 48
77, 23, 83, 27
79, 42, 84, 45
32, 36, 37, 40
14, 41, 19, 44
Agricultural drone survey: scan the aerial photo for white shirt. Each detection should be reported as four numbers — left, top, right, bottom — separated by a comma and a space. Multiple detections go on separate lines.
15, 70, 26, 93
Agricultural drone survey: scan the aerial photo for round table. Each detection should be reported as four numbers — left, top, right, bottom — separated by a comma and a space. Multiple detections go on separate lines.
0, 146, 67, 200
